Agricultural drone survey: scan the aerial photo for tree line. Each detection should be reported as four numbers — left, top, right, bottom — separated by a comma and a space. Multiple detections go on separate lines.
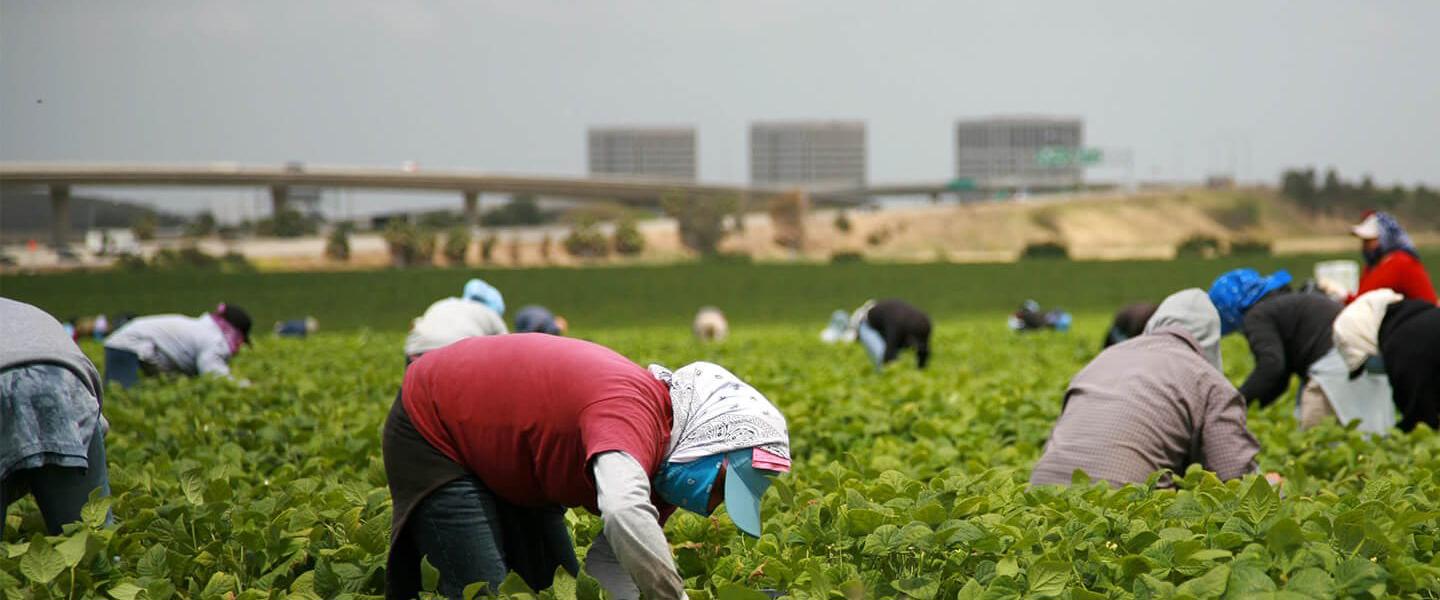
1281, 167, 1439, 225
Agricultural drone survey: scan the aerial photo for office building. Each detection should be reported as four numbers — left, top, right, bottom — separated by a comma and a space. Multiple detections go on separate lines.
750, 120, 866, 188
588, 127, 697, 180
955, 116, 1084, 188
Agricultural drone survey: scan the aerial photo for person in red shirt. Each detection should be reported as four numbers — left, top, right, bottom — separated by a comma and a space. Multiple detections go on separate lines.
1344, 211, 1437, 304
382, 334, 791, 600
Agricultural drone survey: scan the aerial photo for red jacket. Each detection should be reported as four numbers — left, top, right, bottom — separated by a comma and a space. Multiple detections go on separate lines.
1350, 251, 1438, 304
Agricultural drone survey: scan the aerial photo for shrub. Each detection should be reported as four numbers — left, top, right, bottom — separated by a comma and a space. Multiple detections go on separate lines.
613, 218, 645, 256
834, 211, 852, 234
413, 229, 437, 266
325, 225, 351, 261
383, 220, 434, 267
1175, 234, 1221, 258
1021, 241, 1069, 260
830, 251, 864, 264
186, 211, 217, 238
564, 218, 610, 258
118, 245, 254, 273
507, 237, 522, 265
482, 194, 552, 226
662, 192, 738, 257
131, 213, 157, 241
1229, 238, 1272, 256
481, 233, 499, 264
768, 192, 808, 252
255, 209, 317, 238
442, 226, 472, 266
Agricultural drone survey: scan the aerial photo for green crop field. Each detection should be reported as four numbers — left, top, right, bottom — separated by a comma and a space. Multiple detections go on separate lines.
2, 259, 1439, 598
7, 252, 1436, 331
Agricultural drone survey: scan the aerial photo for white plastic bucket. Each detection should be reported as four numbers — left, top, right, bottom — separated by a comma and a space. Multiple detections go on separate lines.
1315, 260, 1359, 294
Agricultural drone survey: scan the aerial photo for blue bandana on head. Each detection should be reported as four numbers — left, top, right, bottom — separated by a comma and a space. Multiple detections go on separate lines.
1208, 268, 1292, 335
462, 278, 505, 316
1371, 212, 1419, 265
653, 454, 724, 516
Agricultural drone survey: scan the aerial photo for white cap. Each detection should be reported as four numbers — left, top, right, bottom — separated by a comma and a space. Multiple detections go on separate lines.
1351, 213, 1381, 240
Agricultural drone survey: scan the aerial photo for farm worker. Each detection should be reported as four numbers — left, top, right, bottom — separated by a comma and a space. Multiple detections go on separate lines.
102, 303, 252, 388
383, 334, 790, 600
1008, 300, 1072, 333
819, 300, 875, 344
1100, 302, 1158, 350
0, 298, 111, 537
1319, 211, 1436, 304
859, 299, 932, 370
274, 316, 320, 338
404, 278, 507, 361
1209, 268, 1394, 433
692, 306, 728, 342
1333, 290, 1440, 432
513, 305, 567, 336
1029, 289, 1260, 488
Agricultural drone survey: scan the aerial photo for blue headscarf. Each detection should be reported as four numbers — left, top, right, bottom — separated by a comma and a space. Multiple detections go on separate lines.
1208, 268, 1292, 335
1367, 212, 1419, 266
462, 278, 505, 316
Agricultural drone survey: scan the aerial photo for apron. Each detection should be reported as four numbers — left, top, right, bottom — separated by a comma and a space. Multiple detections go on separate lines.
1302, 348, 1395, 435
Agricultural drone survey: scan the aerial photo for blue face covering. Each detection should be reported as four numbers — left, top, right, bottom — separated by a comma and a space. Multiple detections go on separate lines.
653, 454, 724, 516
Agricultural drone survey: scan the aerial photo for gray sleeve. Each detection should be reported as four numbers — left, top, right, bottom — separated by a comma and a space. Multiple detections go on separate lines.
195, 345, 231, 377
584, 530, 640, 600
587, 451, 686, 600
1198, 381, 1261, 480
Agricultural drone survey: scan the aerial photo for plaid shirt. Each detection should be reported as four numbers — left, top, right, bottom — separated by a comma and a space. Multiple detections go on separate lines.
1030, 328, 1260, 488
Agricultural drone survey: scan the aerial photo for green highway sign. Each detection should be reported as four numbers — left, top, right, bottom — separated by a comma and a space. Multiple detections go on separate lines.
946, 177, 977, 191
1036, 147, 1103, 167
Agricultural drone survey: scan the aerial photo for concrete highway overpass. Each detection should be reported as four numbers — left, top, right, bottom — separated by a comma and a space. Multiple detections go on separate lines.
1, 162, 870, 248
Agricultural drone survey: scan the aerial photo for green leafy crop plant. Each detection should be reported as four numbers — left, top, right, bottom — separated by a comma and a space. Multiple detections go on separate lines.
1, 287, 1438, 597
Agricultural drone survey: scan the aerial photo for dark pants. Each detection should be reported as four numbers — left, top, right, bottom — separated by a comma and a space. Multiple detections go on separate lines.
1, 425, 112, 538
407, 476, 579, 600
103, 347, 141, 389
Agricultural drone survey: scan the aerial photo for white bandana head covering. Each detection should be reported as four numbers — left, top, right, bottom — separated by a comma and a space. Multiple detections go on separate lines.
648, 362, 790, 464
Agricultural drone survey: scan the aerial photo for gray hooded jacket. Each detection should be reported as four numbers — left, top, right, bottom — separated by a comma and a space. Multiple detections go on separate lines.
1030, 289, 1258, 488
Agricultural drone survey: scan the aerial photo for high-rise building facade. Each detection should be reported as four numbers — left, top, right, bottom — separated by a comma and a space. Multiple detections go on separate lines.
588, 127, 697, 181
750, 120, 866, 188
955, 116, 1084, 188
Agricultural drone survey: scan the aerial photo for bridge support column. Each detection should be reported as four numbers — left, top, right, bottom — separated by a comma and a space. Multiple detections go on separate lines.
463, 190, 480, 227
50, 185, 72, 251
270, 185, 290, 216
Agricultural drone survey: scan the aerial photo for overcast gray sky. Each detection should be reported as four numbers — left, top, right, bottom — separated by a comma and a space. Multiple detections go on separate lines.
3, 1, 1437, 218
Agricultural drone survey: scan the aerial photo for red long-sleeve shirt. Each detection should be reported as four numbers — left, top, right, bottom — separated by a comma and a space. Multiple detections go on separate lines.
1349, 252, 1437, 305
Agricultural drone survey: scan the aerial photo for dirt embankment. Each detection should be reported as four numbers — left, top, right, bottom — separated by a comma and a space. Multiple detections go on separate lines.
181, 188, 1440, 269
9, 188, 1434, 273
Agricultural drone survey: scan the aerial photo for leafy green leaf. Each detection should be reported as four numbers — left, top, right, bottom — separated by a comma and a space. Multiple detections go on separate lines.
19, 536, 66, 584
107, 580, 146, 600
1334, 557, 1387, 598
892, 576, 939, 600
1175, 564, 1228, 599
718, 583, 772, 600
1027, 561, 1070, 598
